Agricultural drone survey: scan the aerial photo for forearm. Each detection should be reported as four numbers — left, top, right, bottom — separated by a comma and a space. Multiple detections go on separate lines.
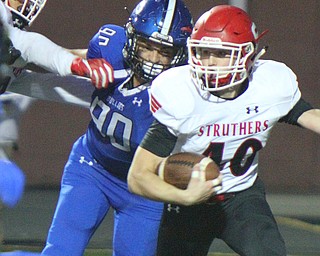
9, 27, 76, 76
128, 147, 189, 205
68, 49, 88, 59
298, 109, 320, 134
7, 70, 92, 108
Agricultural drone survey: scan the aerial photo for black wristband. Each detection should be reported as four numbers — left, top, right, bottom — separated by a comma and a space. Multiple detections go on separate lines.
140, 119, 177, 157
279, 98, 313, 125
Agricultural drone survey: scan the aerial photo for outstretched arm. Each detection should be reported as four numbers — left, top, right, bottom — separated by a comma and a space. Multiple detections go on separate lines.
8, 26, 75, 75
280, 98, 320, 135
298, 109, 320, 134
68, 49, 88, 59
8, 27, 113, 89
8, 70, 92, 108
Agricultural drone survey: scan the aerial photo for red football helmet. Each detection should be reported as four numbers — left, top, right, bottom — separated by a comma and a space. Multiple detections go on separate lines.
188, 5, 267, 92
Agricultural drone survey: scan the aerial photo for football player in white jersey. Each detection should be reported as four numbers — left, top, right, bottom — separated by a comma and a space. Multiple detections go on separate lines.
0, 3, 110, 255
0, 0, 110, 208
0, 0, 113, 93
0, 2, 111, 256
128, 5, 320, 256
0, 17, 26, 209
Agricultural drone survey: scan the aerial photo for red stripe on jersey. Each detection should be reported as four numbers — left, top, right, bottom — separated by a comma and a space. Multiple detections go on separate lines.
151, 94, 162, 113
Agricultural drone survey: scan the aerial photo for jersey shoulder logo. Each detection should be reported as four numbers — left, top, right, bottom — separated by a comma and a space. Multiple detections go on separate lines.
132, 97, 142, 107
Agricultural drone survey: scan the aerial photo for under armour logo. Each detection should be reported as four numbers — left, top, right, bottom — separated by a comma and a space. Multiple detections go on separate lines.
246, 106, 259, 114
132, 97, 142, 107
79, 156, 93, 166
167, 204, 180, 213
13, 18, 24, 28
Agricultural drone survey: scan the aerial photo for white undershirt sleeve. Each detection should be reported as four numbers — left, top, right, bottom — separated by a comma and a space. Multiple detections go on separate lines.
8, 26, 76, 76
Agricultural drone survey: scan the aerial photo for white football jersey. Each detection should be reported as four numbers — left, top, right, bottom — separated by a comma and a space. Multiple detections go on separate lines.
0, 1, 75, 75
0, 92, 33, 145
150, 60, 301, 193
0, 1, 12, 25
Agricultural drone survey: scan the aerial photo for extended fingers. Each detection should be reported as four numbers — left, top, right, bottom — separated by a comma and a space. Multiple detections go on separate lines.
103, 62, 114, 83
212, 173, 223, 187
211, 173, 223, 192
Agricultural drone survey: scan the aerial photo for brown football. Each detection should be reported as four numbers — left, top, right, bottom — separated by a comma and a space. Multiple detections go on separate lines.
157, 152, 220, 189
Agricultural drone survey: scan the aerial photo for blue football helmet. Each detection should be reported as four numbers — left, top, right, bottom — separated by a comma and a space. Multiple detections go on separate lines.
123, 0, 193, 82
0, 159, 25, 208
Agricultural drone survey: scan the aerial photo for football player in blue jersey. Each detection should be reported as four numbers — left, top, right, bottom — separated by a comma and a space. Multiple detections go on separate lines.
41, 1, 193, 255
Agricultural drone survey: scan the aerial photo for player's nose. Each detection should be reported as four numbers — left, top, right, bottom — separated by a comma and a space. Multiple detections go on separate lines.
147, 50, 161, 64
207, 55, 218, 66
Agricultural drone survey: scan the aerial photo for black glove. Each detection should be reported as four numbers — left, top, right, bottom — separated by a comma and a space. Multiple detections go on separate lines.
0, 68, 11, 95
3, 38, 21, 65
0, 21, 21, 65
0, 21, 19, 94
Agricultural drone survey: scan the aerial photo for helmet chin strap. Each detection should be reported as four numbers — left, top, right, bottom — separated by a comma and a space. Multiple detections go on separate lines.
211, 79, 249, 100
252, 46, 268, 65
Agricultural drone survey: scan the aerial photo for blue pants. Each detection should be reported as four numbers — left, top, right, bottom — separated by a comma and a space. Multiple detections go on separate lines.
41, 138, 163, 256
0, 252, 40, 256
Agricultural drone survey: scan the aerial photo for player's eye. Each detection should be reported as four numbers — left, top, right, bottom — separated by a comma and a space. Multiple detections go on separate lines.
214, 50, 232, 58
197, 48, 232, 59
159, 48, 175, 58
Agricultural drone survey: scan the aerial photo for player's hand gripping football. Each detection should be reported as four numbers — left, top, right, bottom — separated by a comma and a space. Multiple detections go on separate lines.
185, 163, 222, 205
71, 57, 114, 89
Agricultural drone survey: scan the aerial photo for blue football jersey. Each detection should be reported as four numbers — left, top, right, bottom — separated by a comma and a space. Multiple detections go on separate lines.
41, 24, 163, 256
85, 24, 154, 180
